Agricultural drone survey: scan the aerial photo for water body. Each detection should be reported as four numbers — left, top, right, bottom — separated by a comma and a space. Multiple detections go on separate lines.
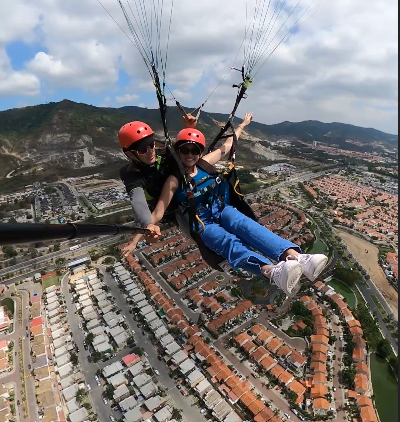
327, 278, 356, 309
370, 353, 398, 422
308, 229, 329, 255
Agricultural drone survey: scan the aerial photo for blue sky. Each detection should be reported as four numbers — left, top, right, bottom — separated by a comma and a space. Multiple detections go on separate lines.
0, 0, 397, 134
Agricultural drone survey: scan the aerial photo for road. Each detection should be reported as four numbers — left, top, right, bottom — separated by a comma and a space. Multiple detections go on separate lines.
213, 340, 302, 422
136, 252, 202, 323
357, 281, 398, 353
246, 168, 339, 201
61, 273, 115, 422
0, 235, 124, 278
0, 291, 38, 422
97, 266, 208, 422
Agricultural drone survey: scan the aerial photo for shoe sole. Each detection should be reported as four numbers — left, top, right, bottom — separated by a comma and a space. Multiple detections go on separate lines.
309, 256, 329, 282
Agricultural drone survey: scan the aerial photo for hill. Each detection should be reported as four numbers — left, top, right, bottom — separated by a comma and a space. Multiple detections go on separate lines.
0, 99, 397, 187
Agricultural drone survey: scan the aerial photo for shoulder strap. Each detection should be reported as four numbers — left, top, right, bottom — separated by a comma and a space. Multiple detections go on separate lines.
197, 159, 218, 176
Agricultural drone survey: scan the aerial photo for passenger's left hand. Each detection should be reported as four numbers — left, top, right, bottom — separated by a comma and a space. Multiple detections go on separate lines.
241, 112, 253, 127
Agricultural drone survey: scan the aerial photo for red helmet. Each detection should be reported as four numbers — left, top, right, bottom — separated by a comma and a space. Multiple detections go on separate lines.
118, 121, 154, 150
175, 129, 206, 151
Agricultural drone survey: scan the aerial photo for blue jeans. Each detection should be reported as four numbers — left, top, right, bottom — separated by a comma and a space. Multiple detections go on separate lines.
198, 204, 301, 276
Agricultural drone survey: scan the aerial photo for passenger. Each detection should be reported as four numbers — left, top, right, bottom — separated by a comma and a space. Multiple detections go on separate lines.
119, 116, 197, 255
150, 112, 329, 294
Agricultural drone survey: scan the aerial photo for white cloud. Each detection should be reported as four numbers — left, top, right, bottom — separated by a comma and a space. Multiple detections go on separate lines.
115, 93, 140, 104
0, 48, 40, 98
0, 0, 397, 133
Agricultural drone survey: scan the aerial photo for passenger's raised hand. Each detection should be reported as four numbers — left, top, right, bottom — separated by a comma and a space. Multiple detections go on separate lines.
241, 112, 253, 127
182, 113, 197, 129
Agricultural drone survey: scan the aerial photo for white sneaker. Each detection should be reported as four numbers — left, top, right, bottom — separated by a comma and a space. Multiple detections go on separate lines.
296, 253, 329, 282
264, 260, 303, 296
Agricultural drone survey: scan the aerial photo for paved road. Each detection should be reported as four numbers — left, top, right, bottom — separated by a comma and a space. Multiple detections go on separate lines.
136, 252, 202, 323
19, 288, 39, 422
61, 273, 115, 422
0, 291, 38, 422
246, 168, 340, 201
98, 266, 208, 422
214, 341, 302, 422
331, 319, 347, 422
357, 281, 398, 353
0, 235, 123, 278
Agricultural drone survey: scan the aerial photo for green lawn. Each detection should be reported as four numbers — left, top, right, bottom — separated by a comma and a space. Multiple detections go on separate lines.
327, 278, 357, 309
42, 275, 60, 290
371, 295, 389, 318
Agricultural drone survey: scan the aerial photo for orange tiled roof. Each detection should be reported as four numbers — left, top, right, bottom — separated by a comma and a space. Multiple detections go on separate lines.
287, 380, 306, 397
254, 407, 275, 422
257, 330, 274, 344
276, 345, 292, 358
278, 370, 294, 385
251, 347, 269, 363
314, 398, 330, 410
350, 326, 364, 337
235, 332, 253, 346
266, 337, 283, 352
248, 399, 266, 416
310, 384, 328, 399
360, 406, 378, 422
260, 354, 277, 371
251, 324, 266, 336
313, 373, 328, 384
355, 374, 368, 392
289, 350, 307, 366
310, 362, 326, 373
270, 364, 285, 378
357, 395, 373, 408
311, 344, 328, 355
312, 352, 327, 363
240, 391, 257, 407
353, 348, 366, 362
242, 341, 257, 353
355, 362, 369, 375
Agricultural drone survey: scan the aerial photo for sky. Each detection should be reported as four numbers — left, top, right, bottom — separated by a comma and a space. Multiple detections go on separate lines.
0, 0, 398, 134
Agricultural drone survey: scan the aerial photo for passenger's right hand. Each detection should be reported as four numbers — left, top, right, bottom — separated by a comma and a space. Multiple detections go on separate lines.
145, 224, 161, 240
182, 113, 197, 128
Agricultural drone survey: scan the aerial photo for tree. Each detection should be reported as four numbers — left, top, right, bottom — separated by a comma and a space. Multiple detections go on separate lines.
2, 246, 17, 258
70, 353, 79, 365
127, 337, 135, 347
85, 333, 95, 344
377, 339, 392, 359
76, 388, 87, 403
54, 243, 61, 252
171, 408, 182, 421
105, 385, 115, 400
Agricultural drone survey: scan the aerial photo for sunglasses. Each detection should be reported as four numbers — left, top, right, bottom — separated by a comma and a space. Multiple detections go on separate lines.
179, 145, 201, 155
134, 142, 156, 155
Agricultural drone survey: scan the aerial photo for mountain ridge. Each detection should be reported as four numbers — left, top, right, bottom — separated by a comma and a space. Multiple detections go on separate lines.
0, 100, 397, 186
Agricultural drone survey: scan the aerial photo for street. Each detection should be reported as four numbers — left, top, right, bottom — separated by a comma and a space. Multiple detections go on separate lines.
0, 289, 38, 422
97, 266, 208, 422
61, 273, 115, 421
0, 234, 123, 278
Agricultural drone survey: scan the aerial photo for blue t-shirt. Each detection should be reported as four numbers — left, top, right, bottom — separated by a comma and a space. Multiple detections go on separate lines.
174, 167, 228, 209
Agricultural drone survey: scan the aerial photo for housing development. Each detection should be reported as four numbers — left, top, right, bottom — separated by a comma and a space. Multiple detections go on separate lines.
0, 151, 398, 422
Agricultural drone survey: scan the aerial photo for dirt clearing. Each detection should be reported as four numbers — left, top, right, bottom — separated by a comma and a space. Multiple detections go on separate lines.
334, 228, 398, 319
